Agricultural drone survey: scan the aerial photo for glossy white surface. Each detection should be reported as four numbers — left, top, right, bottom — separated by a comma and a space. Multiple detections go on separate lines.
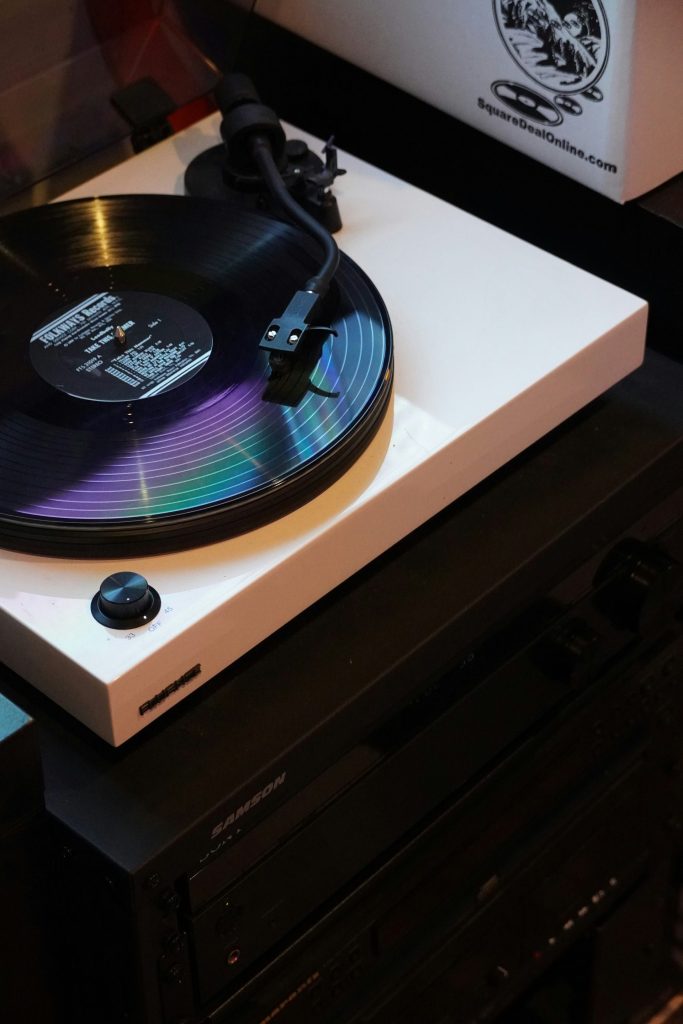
0, 114, 647, 743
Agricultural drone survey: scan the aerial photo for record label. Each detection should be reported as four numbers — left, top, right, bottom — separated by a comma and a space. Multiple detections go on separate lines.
30, 291, 213, 402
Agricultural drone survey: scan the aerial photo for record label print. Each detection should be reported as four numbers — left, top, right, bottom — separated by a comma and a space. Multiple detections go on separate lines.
30, 291, 213, 402
0, 195, 393, 556
493, 0, 609, 95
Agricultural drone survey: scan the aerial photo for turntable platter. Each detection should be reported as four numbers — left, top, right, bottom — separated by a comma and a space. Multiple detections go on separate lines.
0, 195, 393, 555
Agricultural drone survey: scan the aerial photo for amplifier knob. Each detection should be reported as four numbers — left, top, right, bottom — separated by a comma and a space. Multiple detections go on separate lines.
594, 541, 681, 633
91, 571, 161, 629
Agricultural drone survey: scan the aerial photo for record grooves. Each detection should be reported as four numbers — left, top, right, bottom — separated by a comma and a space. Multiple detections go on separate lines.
0, 196, 393, 556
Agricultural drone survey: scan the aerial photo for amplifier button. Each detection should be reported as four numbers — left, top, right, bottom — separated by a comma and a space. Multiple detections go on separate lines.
595, 542, 681, 633
487, 964, 510, 988
158, 887, 181, 914
536, 618, 602, 685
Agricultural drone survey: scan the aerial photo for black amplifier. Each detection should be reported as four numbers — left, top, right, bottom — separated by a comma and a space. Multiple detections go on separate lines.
4, 352, 683, 1024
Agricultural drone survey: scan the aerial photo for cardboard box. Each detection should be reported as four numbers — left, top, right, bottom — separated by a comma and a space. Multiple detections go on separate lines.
256, 0, 683, 202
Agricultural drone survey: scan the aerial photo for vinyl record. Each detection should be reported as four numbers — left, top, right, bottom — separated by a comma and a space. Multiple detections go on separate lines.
554, 94, 583, 116
0, 195, 393, 555
492, 81, 563, 126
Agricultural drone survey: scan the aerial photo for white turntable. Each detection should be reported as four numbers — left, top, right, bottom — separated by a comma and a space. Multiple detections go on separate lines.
0, 113, 646, 744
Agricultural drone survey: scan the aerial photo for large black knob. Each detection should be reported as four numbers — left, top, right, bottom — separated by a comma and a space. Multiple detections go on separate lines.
91, 572, 161, 629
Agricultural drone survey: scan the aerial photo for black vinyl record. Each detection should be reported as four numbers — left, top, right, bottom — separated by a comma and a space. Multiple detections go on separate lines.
492, 81, 563, 126
0, 195, 393, 556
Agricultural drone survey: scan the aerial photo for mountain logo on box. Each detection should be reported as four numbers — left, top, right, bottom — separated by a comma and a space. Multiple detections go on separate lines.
493, 0, 609, 123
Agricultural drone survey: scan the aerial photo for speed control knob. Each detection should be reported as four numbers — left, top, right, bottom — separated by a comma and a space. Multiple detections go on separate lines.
91, 571, 161, 629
